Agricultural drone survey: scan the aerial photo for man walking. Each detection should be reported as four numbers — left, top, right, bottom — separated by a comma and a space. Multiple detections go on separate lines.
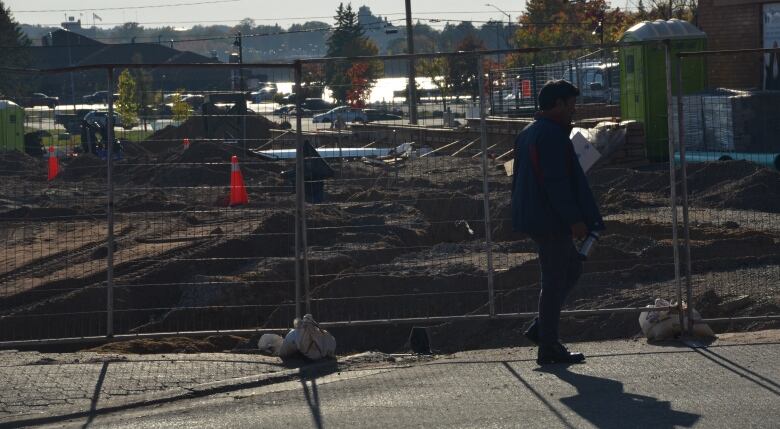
511, 80, 605, 364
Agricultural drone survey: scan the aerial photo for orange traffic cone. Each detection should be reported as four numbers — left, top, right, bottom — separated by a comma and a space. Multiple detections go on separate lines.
47, 146, 59, 181
183, 137, 190, 150
229, 155, 249, 206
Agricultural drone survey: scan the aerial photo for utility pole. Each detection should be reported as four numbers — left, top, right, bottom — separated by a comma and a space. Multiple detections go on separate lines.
234, 32, 246, 154
405, 0, 418, 125
234, 32, 244, 91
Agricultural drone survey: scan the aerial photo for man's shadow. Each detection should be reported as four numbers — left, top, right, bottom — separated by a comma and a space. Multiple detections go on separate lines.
534, 365, 700, 429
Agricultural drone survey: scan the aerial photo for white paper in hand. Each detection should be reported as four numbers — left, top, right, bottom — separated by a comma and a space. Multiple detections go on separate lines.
570, 128, 601, 172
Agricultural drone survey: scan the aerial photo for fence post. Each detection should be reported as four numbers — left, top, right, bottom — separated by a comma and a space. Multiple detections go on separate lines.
676, 54, 694, 334
477, 55, 496, 317
293, 61, 311, 318
106, 67, 116, 337
664, 40, 685, 332
531, 63, 539, 111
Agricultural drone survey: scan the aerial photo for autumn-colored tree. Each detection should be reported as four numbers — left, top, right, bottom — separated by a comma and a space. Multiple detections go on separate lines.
508, 0, 641, 67
345, 63, 371, 107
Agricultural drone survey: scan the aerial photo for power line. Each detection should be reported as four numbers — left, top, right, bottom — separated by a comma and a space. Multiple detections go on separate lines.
2, 17, 407, 48
11, 0, 241, 13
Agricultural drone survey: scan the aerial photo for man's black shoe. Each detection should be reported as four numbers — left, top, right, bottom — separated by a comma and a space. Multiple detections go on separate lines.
523, 320, 540, 345
536, 343, 585, 365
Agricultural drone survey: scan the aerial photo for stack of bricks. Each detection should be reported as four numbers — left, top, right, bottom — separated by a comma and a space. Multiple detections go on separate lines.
602, 121, 649, 168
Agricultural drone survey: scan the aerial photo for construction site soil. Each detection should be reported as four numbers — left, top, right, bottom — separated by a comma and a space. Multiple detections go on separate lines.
1, 135, 778, 354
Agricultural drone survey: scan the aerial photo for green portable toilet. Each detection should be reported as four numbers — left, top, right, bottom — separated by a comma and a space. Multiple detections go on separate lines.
619, 19, 706, 161
0, 100, 25, 152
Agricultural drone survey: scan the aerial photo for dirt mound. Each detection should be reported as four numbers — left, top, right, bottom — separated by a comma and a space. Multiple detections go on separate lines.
86, 335, 248, 354
685, 160, 764, 194
598, 188, 657, 213
589, 166, 669, 193
0, 206, 80, 220
59, 154, 106, 181
0, 151, 41, 176
144, 114, 280, 152
590, 161, 780, 212
115, 190, 189, 212
695, 168, 780, 212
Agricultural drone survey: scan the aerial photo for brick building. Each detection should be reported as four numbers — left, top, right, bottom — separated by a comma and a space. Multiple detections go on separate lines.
698, 0, 779, 89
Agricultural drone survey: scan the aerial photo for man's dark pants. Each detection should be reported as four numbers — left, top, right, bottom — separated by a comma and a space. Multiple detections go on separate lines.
528, 235, 583, 346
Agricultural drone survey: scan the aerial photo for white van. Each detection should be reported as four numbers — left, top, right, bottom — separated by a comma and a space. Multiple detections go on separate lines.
562, 62, 620, 104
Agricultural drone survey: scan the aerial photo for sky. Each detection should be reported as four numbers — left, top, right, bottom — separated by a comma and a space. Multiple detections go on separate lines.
4, 0, 529, 29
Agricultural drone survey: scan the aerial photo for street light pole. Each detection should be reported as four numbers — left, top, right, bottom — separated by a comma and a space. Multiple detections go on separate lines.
405, 0, 418, 125
485, 3, 511, 63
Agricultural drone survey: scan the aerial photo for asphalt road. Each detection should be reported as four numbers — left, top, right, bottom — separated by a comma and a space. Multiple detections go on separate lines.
34, 340, 780, 429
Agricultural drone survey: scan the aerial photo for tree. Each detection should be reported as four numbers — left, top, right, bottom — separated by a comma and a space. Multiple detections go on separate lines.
0, 2, 31, 98
418, 57, 452, 111
116, 69, 139, 126
448, 34, 486, 100
508, 0, 639, 67
325, 3, 382, 104
234, 18, 255, 35
129, 53, 155, 130
301, 63, 326, 99
345, 62, 371, 107
170, 90, 191, 122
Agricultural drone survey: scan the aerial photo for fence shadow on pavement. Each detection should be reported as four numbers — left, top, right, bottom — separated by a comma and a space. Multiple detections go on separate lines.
533, 365, 700, 429
301, 378, 324, 429
82, 361, 109, 429
692, 347, 780, 396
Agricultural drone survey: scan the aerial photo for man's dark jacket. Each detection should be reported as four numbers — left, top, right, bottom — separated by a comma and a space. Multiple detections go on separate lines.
511, 117, 605, 236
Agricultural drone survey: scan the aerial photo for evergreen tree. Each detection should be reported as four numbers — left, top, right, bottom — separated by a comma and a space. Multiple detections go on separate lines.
0, 2, 31, 98
637, 0, 649, 20
325, 3, 381, 104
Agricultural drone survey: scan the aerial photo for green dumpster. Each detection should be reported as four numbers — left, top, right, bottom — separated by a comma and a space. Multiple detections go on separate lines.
619, 19, 707, 161
0, 100, 25, 152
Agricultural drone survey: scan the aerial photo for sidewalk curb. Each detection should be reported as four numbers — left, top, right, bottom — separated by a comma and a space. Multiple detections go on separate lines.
0, 360, 338, 428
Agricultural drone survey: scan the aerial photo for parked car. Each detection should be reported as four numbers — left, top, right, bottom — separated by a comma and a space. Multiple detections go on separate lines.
82, 91, 118, 104
313, 106, 368, 124
273, 104, 296, 115
83, 111, 133, 130
363, 109, 402, 122
181, 94, 204, 109
18, 93, 59, 108
273, 105, 313, 117
301, 98, 333, 112
250, 82, 278, 102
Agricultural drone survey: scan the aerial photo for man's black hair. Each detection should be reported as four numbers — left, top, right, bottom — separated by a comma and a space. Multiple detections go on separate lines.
538, 80, 580, 111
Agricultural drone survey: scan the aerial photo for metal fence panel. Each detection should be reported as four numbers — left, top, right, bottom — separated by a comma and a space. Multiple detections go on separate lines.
676, 49, 780, 329
1, 71, 109, 341
292, 55, 495, 327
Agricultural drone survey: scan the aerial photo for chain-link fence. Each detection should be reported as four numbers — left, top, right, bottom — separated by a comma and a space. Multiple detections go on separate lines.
674, 48, 780, 330
2, 43, 775, 348
487, 48, 620, 119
